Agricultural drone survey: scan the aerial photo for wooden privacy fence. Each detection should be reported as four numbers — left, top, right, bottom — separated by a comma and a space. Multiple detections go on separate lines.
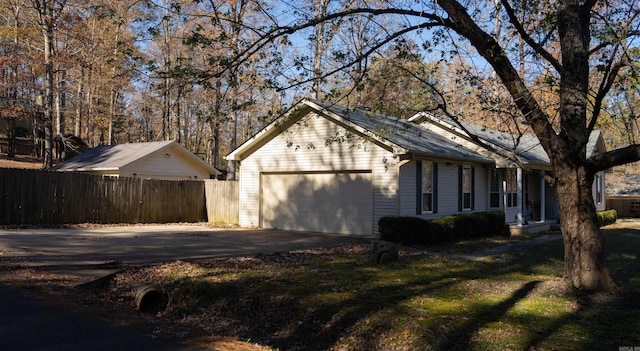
606, 195, 640, 218
0, 168, 212, 225
204, 179, 239, 224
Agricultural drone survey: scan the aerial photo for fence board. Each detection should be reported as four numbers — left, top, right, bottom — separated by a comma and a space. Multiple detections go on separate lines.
606, 195, 640, 218
0, 169, 211, 225
205, 180, 239, 224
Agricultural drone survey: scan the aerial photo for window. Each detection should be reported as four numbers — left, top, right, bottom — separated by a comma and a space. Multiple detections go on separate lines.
417, 161, 437, 214
462, 166, 472, 210
506, 169, 517, 208
458, 165, 474, 211
422, 162, 433, 212
595, 173, 603, 204
489, 169, 500, 208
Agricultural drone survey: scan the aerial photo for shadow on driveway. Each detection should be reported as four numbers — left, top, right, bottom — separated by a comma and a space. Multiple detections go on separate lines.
0, 224, 365, 281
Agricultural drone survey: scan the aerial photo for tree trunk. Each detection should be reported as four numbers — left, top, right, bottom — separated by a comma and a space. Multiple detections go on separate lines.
554, 162, 616, 291
55, 68, 66, 138
42, 24, 54, 169
75, 65, 84, 138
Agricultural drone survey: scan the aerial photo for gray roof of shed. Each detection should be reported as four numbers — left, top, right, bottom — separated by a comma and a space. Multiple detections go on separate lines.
54, 140, 218, 173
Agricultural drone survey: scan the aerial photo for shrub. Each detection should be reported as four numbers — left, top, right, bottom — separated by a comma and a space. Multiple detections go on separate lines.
378, 216, 427, 245
378, 211, 509, 246
597, 209, 617, 227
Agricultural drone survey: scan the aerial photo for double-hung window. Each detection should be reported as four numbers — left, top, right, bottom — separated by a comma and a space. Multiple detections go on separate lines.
417, 161, 437, 214
489, 169, 500, 208
458, 165, 474, 211
595, 173, 603, 204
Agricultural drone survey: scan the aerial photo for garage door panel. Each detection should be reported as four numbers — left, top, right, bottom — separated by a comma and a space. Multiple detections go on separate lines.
261, 172, 373, 235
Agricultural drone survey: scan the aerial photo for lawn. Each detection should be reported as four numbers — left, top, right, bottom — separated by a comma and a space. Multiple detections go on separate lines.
3, 224, 639, 351
90, 223, 640, 351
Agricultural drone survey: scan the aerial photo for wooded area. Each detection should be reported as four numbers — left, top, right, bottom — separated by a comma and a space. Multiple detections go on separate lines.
4, 1, 635, 173
0, 168, 238, 225
2, 0, 639, 290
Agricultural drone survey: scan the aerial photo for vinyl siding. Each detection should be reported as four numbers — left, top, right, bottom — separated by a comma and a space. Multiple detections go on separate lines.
398, 160, 490, 220
399, 161, 417, 215
120, 144, 213, 180
238, 112, 398, 235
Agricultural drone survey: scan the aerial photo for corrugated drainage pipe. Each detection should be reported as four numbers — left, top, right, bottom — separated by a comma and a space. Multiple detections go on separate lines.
134, 285, 167, 314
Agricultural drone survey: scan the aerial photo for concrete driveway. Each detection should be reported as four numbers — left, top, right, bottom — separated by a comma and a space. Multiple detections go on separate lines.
0, 224, 363, 282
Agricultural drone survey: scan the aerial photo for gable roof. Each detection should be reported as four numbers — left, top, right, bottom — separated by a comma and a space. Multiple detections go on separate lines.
227, 99, 492, 164
54, 140, 219, 174
409, 112, 605, 167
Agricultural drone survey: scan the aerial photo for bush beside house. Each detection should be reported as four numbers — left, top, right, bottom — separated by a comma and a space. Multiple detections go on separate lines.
378, 211, 507, 246
597, 209, 617, 227
380, 210, 618, 246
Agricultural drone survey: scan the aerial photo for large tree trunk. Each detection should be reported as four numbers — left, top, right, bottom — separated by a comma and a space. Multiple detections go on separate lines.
554, 162, 616, 291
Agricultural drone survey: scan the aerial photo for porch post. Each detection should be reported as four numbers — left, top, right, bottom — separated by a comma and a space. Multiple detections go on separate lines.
502, 179, 508, 223
516, 168, 523, 225
540, 171, 546, 222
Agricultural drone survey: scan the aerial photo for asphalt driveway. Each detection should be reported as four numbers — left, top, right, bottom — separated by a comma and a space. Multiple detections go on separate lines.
0, 224, 363, 282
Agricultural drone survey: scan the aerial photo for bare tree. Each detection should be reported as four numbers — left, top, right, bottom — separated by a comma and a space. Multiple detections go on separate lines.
30, 0, 66, 168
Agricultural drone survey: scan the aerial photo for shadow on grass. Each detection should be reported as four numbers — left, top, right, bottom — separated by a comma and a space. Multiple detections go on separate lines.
437, 280, 541, 350
133, 229, 640, 351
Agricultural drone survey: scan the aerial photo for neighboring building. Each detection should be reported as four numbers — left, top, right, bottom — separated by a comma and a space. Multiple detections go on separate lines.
54, 140, 220, 180
226, 99, 606, 236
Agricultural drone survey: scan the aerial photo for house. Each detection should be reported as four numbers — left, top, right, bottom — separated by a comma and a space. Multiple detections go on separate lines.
54, 140, 220, 180
226, 99, 606, 236
408, 112, 607, 234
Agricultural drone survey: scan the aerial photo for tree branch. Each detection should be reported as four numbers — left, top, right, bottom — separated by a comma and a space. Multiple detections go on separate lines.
500, 0, 562, 72
201, 7, 455, 80
267, 22, 442, 92
588, 144, 640, 172
436, 0, 558, 151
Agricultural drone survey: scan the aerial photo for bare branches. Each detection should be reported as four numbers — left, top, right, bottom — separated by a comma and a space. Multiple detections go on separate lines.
500, 0, 562, 72
201, 7, 454, 80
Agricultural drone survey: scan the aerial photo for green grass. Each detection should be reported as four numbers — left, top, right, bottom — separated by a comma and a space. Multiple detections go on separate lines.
131, 226, 640, 351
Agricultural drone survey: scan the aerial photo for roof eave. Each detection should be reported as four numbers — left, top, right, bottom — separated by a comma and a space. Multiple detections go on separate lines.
399, 151, 494, 165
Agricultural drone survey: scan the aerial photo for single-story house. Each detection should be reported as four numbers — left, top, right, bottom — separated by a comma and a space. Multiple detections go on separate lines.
54, 140, 220, 180
226, 99, 606, 236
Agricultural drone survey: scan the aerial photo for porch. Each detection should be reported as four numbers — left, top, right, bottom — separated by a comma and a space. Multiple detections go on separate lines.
508, 220, 557, 236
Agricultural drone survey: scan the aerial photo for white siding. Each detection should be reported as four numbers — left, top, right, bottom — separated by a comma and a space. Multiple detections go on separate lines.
435, 163, 460, 216
474, 165, 488, 212
399, 161, 417, 215
120, 144, 214, 180
238, 113, 398, 235
398, 160, 491, 221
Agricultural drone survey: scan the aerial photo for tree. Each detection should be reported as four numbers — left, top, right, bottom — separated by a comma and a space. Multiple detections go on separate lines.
30, 0, 66, 168
217, 0, 639, 291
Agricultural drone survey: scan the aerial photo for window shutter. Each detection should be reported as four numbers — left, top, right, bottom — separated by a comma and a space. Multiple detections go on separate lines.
416, 161, 422, 215
471, 166, 475, 211
458, 165, 463, 212
433, 163, 438, 214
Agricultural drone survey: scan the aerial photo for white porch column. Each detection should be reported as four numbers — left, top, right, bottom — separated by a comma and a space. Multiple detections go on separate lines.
516, 168, 523, 225
503, 179, 508, 223
540, 171, 546, 222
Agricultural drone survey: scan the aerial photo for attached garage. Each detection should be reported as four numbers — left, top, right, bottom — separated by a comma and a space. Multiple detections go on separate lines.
261, 171, 373, 235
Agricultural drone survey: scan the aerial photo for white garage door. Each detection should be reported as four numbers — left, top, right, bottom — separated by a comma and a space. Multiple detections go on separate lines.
261, 172, 373, 235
